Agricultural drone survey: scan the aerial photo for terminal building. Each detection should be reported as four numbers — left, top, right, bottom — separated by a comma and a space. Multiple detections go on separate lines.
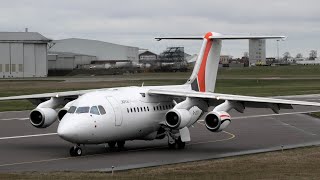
0, 32, 51, 78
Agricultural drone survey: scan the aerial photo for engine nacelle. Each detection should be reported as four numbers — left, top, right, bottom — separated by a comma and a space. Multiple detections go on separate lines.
29, 108, 57, 128
57, 108, 68, 121
165, 109, 191, 129
204, 111, 231, 132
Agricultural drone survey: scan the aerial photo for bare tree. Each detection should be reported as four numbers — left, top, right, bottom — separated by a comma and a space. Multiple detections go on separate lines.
283, 52, 291, 61
309, 50, 317, 60
296, 53, 303, 58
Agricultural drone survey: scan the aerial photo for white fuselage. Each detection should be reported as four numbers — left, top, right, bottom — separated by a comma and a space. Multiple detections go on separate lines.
57, 85, 189, 144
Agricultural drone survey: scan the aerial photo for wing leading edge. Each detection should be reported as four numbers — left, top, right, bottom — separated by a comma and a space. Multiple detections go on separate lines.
148, 89, 320, 108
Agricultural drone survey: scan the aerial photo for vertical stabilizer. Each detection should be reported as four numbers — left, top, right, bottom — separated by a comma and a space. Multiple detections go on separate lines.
187, 32, 222, 92
155, 32, 285, 93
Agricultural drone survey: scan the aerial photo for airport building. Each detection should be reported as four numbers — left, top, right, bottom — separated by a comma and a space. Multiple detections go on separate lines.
49, 38, 139, 68
0, 32, 51, 78
48, 52, 97, 70
249, 39, 266, 66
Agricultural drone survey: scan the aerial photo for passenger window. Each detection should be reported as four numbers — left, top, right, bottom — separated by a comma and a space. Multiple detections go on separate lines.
127, 108, 129, 113
90, 106, 100, 115
137, 107, 139, 112
160, 106, 162, 111
130, 108, 133, 113
134, 108, 136, 112
76, 107, 90, 114
147, 107, 149, 111
98, 105, 106, 115
153, 107, 155, 111
144, 107, 146, 111
68, 106, 77, 114
140, 107, 143, 112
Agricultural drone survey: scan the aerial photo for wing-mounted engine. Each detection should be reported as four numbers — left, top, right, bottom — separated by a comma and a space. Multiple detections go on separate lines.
165, 97, 206, 129
29, 97, 65, 128
165, 109, 191, 129
57, 100, 76, 121
204, 111, 231, 132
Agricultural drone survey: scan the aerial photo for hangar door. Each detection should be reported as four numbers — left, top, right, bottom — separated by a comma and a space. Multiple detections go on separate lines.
106, 97, 123, 126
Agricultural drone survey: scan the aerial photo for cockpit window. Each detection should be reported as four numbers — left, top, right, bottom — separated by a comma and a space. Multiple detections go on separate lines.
76, 106, 90, 114
90, 106, 100, 115
98, 105, 106, 115
68, 106, 77, 114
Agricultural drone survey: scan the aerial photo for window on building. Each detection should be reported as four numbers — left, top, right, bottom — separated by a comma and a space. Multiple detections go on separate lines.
0, 64, 2, 72
19, 64, 23, 72
5, 64, 9, 72
11, 64, 16, 73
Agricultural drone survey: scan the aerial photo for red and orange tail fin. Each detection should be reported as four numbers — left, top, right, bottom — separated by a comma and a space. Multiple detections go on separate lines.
156, 32, 285, 93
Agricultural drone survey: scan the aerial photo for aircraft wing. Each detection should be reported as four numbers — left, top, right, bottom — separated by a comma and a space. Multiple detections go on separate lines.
148, 89, 320, 111
0, 88, 107, 101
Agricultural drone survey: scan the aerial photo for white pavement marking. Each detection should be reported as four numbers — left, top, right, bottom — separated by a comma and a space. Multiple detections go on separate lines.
277, 120, 317, 136
0, 133, 58, 140
0, 118, 28, 121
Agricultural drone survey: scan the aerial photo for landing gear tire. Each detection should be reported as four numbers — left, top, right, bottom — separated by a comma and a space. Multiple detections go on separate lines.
117, 141, 125, 149
70, 146, 82, 157
108, 142, 116, 149
168, 141, 176, 149
176, 137, 186, 149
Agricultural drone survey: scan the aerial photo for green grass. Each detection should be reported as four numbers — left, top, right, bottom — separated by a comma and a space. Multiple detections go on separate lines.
1, 65, 320, 111
2, 146, 320, 180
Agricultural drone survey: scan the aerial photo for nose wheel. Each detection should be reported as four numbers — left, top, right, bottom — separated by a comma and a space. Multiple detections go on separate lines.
70, 145, 82, 156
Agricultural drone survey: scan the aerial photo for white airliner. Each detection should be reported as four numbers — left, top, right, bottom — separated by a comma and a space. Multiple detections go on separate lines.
2, 32, 320, 157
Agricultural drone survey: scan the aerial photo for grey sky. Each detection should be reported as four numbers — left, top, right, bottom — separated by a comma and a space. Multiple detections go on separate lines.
0, 0, 319, 57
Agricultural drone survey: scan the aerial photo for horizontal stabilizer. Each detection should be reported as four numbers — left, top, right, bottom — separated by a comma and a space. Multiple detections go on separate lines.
155, 32, 286, 41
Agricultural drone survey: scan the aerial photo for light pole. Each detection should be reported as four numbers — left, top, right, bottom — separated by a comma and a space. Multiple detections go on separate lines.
277, 40, 280, 62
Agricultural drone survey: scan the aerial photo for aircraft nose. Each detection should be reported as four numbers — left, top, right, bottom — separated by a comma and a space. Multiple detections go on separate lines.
57, 119, 79, 143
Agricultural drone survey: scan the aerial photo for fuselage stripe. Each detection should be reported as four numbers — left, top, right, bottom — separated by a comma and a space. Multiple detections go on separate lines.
198, 39, 213, 92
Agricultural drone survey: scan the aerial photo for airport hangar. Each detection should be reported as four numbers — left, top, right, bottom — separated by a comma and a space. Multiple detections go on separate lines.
0, 32, 51, 78
0, 32, 140, 77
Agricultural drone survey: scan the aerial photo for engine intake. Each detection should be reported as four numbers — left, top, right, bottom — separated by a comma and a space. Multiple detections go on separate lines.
29, 108, 57, 128
57, 108, 68, 121
165, 109, 191, 129
204, 111, 231, 132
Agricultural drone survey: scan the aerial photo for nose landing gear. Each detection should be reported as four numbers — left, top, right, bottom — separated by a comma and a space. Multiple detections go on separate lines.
70, 145, 82, 156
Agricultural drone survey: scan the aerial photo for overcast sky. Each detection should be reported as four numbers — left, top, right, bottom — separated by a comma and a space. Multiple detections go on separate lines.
0, 0, 319, 57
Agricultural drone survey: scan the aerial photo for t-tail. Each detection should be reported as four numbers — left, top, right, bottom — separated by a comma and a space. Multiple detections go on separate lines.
156, 32, 286, 92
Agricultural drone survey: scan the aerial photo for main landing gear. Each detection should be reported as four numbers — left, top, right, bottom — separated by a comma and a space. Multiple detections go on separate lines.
107, 141, 126, 150
167, 130, 186, 149
70, 145, 82, 156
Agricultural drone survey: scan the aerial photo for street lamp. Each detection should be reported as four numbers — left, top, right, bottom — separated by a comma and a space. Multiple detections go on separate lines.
277, 40, 280, 62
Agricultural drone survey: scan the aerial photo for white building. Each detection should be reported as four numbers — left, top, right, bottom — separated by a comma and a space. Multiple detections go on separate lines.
249, 39, 266, 66
296, 58, 320, 65
49, 38, 139, 63
0, 32, 51, 78
48, 52, 97, 70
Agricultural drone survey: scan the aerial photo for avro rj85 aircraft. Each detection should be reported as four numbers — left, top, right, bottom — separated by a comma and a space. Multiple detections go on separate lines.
2, 32, 320, 156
